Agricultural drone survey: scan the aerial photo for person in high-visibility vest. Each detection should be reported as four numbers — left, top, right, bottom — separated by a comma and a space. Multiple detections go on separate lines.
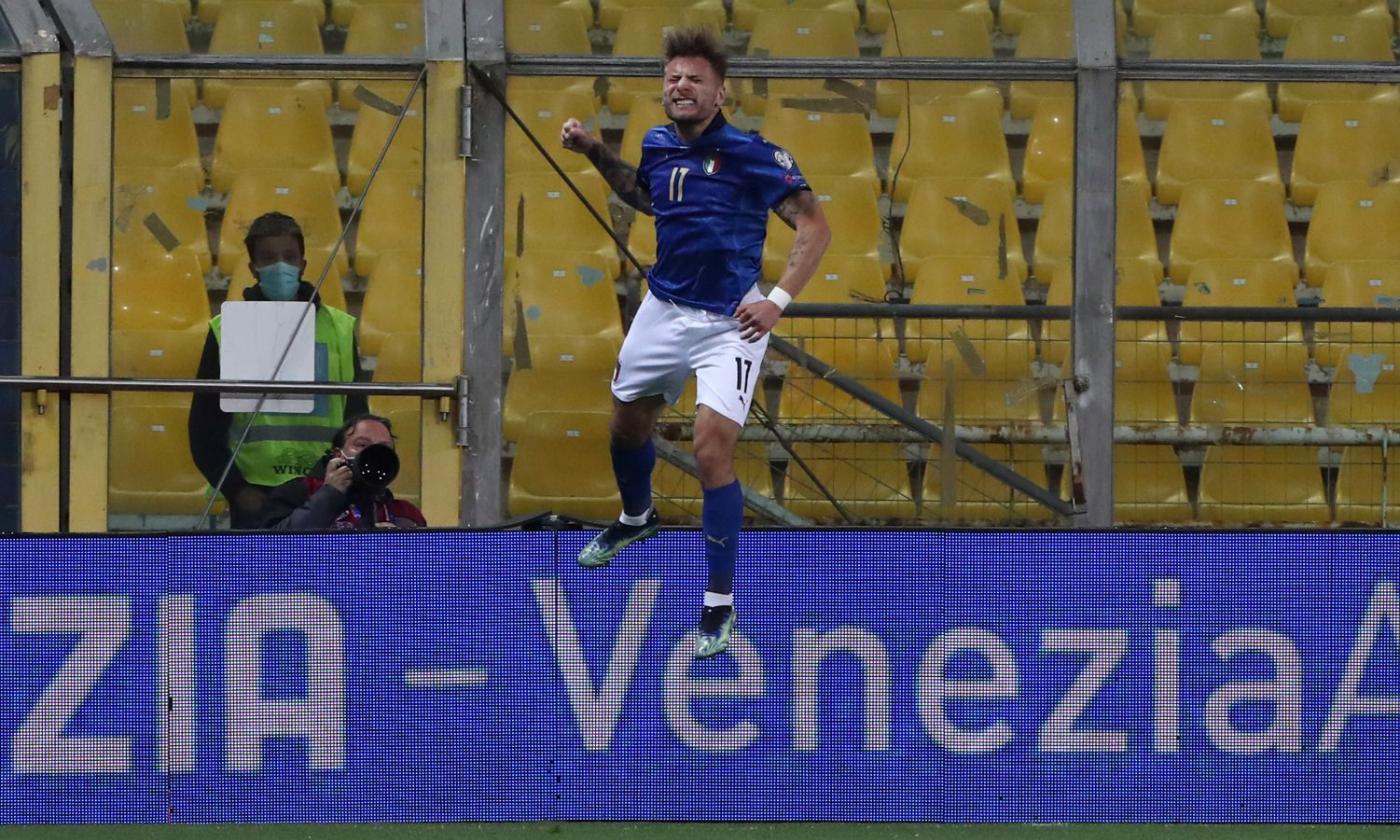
188, 212, 367, 528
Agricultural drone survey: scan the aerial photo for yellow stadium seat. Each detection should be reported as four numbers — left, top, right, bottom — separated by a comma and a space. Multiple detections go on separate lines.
763, 181, 883, 282
1277, 15, 1400, 122
509, 411, 619, 520
600, 0, 725, 31
778, 338, 900, 424
111, 248, 209, 379
505, 4, 595, 101
1186, 272, 1313, 427
1041, 260, 1168, 369
516, 253, 623, 346
503, 369, 613, 443
760, 107, 879, 198
505, 87, 599, 175
1266, 0, 1392, 39
1317, 262, 1400, 427
1321, 259, 1400, 306
217, 170, 349, 282
899, 178, 1027, 286
1305, 182, 1400, 287
347, 90, 423, 196
774, 255, 892, 341
652, 444, 773, 521
1114, 445, 1192, 523
867, 0, 992, 35
359, 251, 421, 361
783, 443, 916, 522
742, 10, 860, 116
1169, 180, 1292, 285
887, 95, 1011, 203
997, 0, 1068, 34
625, 213, 657, 270
343, 2, 423, 56
733, 0, 856, 31
204, 2, 331, 111
113, 80, 204, 195
620, 97, 670, 168
509, 0, 593, 28
209, 88, 337, 196
1132, 0, 1258, 37
506, 171, 620, 279
526, 333, 622, 375
330, 0, 422, 27
607, 5, 728, 113
1155, 98, 1280, 206
1142, 15, 1269, 121
112, 166, 212, 275
1291, 100, 1400, 207
200, 0, 324, 26
924, 443, 1056, 523
875, 10, 997, 119
918, 338, 1041, 423
1177, 256, 1300, 350
93, 0, 195, 105
1335, 446, 1400, 524
1008, 13, 1075, 121
1114, 339, 1180, 424
1020, 95, 1148, 205
109, 392, 213, 515
905, 255, 1027, 359
371, 333, 421, 387
355, 172, 422, 278
1033, 180, 1163, 291
1198, 445, 1329, 524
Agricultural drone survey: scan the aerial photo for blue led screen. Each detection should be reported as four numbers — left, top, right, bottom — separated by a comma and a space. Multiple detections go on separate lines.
0, 529, 1397, 822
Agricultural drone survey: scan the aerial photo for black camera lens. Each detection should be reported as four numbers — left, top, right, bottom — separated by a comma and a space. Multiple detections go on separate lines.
350, 443, 400, 490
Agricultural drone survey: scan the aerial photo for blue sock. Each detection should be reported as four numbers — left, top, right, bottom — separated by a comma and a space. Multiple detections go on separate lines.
610, 437, 655, 518
703, 480, 743, 596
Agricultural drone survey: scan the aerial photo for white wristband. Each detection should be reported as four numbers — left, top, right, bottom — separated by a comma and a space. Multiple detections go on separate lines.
766, 286, 793, 311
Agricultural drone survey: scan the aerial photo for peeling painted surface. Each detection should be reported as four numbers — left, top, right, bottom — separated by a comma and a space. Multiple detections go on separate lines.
84, 257, 107, 272
1348, 352, 1385, 394
945, 195, 989, 225
42, 84, 58, 111
575, 265, 604, 287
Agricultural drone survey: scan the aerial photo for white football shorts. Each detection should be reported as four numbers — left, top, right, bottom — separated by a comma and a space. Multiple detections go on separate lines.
611, 287, 769, 426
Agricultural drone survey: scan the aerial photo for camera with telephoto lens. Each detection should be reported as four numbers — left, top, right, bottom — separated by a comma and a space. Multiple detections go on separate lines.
349, 443, 399, 490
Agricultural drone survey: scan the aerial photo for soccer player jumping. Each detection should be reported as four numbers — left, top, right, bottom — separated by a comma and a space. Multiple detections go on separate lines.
560, 27, 830, 659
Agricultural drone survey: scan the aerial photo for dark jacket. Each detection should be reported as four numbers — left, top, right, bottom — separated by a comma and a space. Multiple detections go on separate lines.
188, 281, 369, 497
258, 452, 427, 530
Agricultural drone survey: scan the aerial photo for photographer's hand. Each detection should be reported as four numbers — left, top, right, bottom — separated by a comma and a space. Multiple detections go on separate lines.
325, 456, 353, 493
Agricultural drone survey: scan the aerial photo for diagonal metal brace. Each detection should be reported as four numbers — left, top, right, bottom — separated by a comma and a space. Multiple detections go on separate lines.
768, 336, 1075, 517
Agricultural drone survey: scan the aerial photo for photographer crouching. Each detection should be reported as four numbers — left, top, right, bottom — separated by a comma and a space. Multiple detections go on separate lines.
258, 414, 426, 530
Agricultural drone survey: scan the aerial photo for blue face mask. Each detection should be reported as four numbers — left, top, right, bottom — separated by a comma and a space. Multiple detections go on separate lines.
256, 261, 302, 301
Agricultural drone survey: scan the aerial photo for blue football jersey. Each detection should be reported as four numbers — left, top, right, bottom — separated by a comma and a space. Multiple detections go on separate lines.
637, 113, 810, 315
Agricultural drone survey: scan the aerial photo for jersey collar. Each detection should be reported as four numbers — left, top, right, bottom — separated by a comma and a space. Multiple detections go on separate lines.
670, 110, 729, 145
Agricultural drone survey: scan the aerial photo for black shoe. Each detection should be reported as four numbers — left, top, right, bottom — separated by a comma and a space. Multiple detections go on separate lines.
695, 605, 736, 659
576, 510, 660, 568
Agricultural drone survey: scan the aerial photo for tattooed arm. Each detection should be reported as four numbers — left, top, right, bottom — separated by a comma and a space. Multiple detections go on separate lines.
560, 117, 653, 215
735, 189, 831, 342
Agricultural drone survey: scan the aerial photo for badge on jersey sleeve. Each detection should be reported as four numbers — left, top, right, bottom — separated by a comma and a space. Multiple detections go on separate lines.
702, 152, 722, 176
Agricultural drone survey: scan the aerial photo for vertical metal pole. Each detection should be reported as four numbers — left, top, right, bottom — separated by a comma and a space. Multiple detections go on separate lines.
14, 3, 62, 533
462, 0, 505, 525
422, 0, 467, 527
1071, 0, 1118, 527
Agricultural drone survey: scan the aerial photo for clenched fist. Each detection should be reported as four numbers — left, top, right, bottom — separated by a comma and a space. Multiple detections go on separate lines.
560, 118, 597, 155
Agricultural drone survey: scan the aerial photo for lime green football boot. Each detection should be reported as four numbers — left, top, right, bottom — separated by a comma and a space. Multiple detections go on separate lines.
576, 510, 660, 568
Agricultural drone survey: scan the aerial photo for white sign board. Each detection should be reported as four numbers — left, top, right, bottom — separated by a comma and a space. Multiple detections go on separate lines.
218, 302, 317, 414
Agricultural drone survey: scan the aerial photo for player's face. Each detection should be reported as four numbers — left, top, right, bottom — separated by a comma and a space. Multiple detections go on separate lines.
662, 55, 725, 127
